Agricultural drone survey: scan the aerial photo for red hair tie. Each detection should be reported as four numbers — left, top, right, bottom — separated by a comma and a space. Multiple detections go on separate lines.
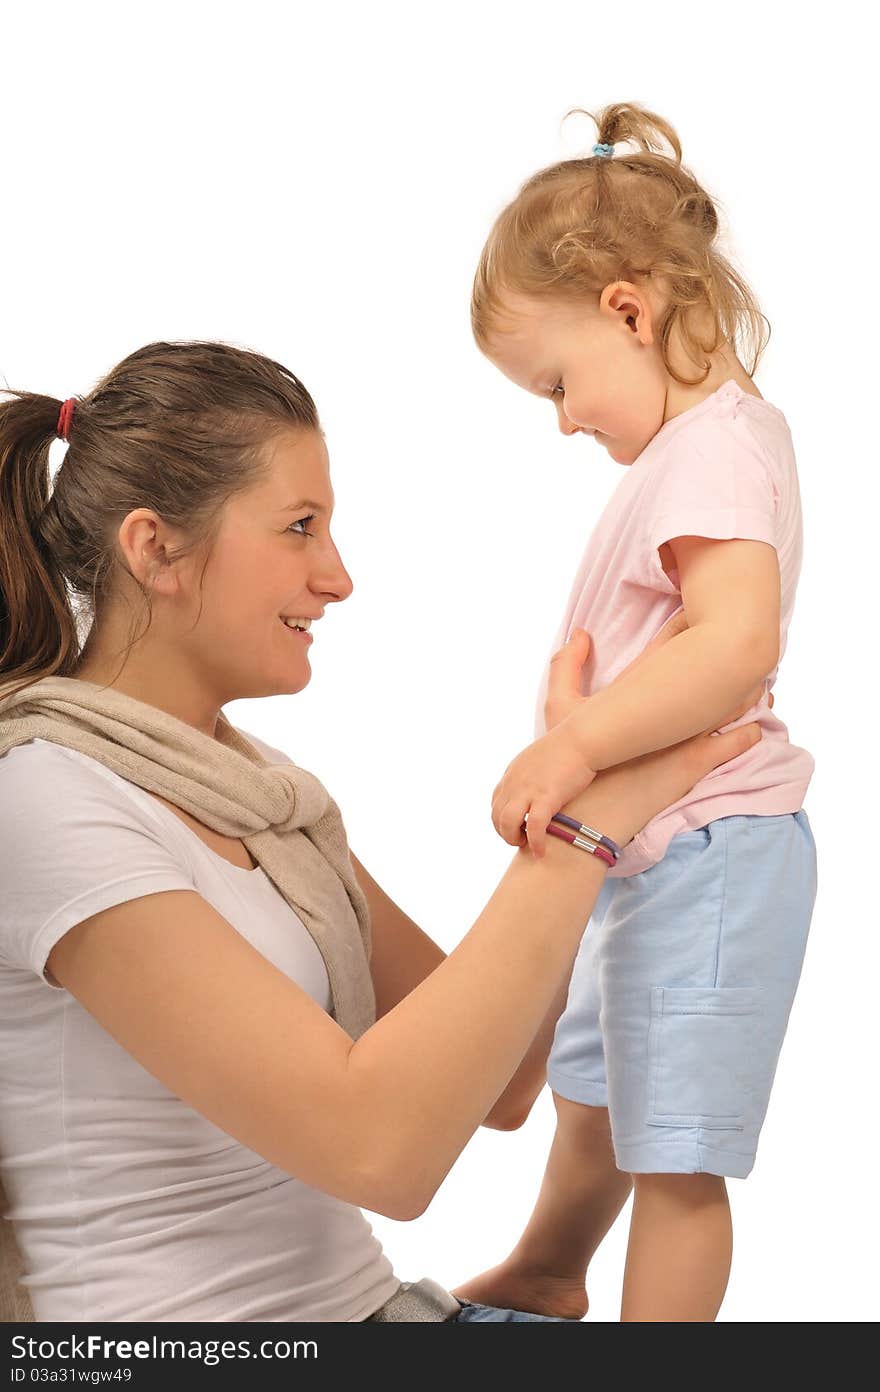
56, 398, 77, 442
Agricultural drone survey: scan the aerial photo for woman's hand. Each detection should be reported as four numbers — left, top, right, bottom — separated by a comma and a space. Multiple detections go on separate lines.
495, 614, 773, 857
539, 612, 771, 852
564, 717, 762, 855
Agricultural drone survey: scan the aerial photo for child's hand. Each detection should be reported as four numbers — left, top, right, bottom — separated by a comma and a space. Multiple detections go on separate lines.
494, 630, 598, 857
492, 724, 598, 857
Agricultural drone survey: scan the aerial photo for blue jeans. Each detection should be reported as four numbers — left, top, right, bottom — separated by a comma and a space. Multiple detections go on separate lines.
453, 1299, 577, 1322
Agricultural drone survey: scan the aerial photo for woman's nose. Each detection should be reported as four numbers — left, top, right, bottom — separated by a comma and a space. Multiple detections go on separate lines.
314, 536, 354, 602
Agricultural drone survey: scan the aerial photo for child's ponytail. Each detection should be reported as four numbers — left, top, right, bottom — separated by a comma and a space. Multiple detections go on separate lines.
472, 100, 769, 387
587, 101, 684, 165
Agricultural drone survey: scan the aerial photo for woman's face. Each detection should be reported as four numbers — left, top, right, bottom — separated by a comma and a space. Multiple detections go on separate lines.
74, 427, 353, 735
198, 428, 353, 701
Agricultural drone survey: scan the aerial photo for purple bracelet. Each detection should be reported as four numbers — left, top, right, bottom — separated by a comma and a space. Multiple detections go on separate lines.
550, 813, 621, 861
546, 820, 617, 868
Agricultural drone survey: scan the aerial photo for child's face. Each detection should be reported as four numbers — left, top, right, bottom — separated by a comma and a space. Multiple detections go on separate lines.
484, 285, 671, 466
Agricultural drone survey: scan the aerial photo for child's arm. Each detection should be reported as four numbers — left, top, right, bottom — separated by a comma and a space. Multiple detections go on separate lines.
493, 536, 780, 854
570, 536, 780, 766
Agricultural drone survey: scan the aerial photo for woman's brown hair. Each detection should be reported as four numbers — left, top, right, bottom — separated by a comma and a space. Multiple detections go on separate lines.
0, 340, 320, 705
471, 101, 769, 386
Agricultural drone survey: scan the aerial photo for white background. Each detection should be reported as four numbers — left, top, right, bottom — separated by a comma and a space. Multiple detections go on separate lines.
2, 0, 875, 1322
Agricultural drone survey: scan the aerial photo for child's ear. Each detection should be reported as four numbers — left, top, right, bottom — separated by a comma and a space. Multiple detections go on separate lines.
600, 280, 656, 345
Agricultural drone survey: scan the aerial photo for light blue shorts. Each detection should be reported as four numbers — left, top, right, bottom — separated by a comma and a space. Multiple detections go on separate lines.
546, 812, 817, 1179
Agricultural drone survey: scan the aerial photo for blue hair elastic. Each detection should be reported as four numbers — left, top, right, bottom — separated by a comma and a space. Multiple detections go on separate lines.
591, 142, 614, 159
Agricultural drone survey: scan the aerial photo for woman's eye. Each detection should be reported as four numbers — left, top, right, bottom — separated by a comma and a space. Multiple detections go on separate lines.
287, 514, 316, 537
551, 382, 564, 397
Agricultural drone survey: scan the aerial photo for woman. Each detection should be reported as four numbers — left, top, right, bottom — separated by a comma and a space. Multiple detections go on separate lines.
0, 342, 763, 1322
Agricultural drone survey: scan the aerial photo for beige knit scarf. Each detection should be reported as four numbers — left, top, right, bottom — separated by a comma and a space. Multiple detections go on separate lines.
0, 675, 376, 1039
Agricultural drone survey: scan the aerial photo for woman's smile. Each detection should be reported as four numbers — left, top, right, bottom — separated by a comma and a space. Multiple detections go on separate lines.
279, 616, 314, 644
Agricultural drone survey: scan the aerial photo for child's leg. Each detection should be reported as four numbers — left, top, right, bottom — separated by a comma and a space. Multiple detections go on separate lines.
601, 813, 816, 1320
621, 1172, 732, 1321
451, 1093, 632, 1320
453, 885, 621, 1319
508, 1095, 633, 1287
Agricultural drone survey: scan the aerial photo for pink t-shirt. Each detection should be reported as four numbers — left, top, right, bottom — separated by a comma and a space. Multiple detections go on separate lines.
535, 378, 815, 878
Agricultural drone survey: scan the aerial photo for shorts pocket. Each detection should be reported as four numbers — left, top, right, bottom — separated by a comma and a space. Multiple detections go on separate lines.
646, 985, 764, 1130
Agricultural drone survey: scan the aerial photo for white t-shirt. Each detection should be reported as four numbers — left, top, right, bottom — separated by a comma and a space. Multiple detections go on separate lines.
0, 727, 400, 1322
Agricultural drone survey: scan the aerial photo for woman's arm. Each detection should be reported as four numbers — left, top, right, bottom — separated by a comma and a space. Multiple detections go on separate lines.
352, 850, 568, 1129
337, 718, 762, 1217
351, 852, 445, 1021
357, 594, 778, 1137
48, 716, 759, 1224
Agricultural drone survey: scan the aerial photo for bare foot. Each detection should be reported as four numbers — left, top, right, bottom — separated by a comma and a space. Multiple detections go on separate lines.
450, 1258, 588, 1321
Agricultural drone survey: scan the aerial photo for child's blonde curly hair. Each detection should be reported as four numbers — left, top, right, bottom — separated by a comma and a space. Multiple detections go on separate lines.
471, 101, 769, 388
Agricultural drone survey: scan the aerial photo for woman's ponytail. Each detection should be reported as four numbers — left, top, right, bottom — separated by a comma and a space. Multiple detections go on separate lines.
0, 393, 81, 704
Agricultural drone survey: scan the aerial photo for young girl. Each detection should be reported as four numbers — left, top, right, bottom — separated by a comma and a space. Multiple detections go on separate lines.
453, 102, 818, 1322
